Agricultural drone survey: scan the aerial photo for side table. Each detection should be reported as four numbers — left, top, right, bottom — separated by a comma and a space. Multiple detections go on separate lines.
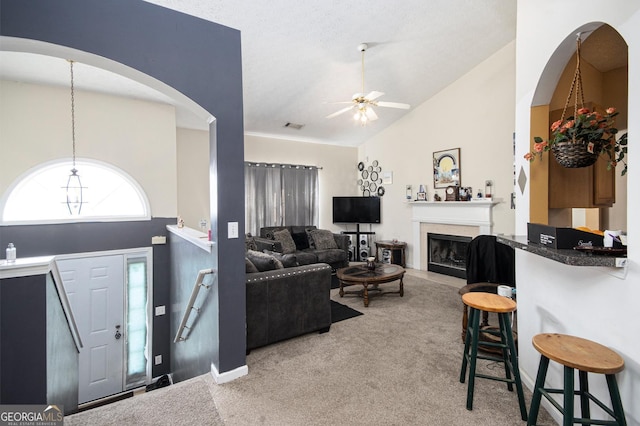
374, 240, 407, 267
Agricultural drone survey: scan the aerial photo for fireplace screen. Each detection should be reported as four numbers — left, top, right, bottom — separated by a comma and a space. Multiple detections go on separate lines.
427, 233, 472, 278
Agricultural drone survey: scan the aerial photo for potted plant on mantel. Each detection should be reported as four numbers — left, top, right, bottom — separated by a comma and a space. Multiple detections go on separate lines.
525, 106, 628, 175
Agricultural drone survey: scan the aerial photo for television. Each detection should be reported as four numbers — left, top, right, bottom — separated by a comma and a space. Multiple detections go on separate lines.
332, 196, 381, 224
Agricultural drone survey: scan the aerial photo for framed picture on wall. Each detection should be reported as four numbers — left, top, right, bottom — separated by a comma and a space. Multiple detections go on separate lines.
433, 148, 461, 189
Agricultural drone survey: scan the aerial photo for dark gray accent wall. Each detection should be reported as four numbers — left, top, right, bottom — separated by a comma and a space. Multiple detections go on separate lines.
0, 275, 48, 405
1, 0, 246, 375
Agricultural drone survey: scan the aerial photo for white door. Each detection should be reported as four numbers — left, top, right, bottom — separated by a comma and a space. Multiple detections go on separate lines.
58, 255, 125, 404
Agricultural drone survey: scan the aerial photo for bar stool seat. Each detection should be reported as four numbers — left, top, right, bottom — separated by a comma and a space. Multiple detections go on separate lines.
459, 292, 527, 421
528, 333, 626, 426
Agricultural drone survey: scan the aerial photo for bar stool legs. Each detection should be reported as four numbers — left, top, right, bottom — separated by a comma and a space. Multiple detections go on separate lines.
528, 333, 627, 426
459, 292, 527, 421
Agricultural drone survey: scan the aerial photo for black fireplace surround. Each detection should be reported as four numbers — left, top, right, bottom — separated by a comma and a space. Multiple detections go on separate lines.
427, 233, 472, 278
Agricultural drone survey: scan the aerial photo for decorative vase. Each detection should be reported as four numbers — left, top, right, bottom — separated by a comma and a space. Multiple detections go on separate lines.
366, 257, 376, 270
552, 140, 601, 168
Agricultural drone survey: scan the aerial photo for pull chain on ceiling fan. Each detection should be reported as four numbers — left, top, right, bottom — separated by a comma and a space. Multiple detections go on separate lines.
326, 43, 410, 124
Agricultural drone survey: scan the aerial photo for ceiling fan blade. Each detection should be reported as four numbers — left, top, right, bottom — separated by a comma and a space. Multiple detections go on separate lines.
376, 101, 411, 109
324, 101, 355, 105
326, 106, 354, 119
365, 107, 379, 121
364, 91, 384, 101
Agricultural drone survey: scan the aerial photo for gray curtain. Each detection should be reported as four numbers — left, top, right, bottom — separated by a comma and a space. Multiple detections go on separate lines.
244, 163, 319, 236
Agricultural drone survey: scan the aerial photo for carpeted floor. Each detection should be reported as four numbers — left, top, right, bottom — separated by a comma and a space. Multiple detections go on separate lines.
65, 271, 556, 425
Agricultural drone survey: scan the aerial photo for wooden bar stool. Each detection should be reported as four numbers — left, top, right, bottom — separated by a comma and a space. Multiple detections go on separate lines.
459, 292, 527, 421
528, 333, 626, 426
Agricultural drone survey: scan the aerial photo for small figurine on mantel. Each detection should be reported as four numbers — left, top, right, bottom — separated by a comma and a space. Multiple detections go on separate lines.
433, 192, 442, 201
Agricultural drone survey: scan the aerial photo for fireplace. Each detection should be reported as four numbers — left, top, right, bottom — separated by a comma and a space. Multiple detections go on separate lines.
427, 233, 472, 278
411, 200, 499, 270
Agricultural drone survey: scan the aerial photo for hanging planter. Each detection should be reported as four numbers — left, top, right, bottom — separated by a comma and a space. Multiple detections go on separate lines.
552, 140, 601, 168
525, 34, 627, 171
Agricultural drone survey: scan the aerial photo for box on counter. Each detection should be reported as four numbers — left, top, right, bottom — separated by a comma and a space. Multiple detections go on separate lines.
527, 223, 603, 249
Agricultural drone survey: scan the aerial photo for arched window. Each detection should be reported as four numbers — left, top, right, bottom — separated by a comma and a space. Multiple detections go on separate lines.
2, 159, 150, 224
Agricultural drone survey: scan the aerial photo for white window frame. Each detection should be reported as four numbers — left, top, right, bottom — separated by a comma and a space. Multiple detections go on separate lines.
1, 158, 151, 225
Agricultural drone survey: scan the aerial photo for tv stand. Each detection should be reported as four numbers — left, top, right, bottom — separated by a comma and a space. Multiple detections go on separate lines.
341, 224, 375, 262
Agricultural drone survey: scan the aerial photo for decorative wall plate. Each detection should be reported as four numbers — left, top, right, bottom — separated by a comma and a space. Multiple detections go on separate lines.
363, 180, 370, 188
357, 179, 363, 185
367, 165, 373, 172
363, 189, 371, 197
358, 162, 365, 171
370, 171, 378, 181
362, 170, 369, 179
377, 186, 385, 196
369, 182, 377, 192
372, 160, 379, 167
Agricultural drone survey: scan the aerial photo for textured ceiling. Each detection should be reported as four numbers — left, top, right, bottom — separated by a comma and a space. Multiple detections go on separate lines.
0, 1, 517, 147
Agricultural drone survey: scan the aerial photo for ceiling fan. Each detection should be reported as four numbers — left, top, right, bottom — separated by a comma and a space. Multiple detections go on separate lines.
326, 43, 410, 124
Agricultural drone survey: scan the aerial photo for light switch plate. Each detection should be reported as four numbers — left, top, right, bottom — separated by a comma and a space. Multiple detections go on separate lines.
152, 236, 166, 245
155, 355, 162, 365
155, 305, 165, 316
228, 221, 239, 239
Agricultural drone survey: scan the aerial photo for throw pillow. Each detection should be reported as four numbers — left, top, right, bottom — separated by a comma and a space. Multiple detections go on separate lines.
246, 250, 284, 272
308, 229, 338, 250
245, 234, 258, 252
291, 232, 310, 250
245, 257, 259, 273
264, 250, 298, 268
273, 229, 297, 254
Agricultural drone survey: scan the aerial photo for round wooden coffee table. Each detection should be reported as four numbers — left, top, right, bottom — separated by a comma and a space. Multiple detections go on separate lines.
336, 263, 405, 307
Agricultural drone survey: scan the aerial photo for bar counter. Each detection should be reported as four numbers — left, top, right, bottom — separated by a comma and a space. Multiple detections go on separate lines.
496, 234, 627, 268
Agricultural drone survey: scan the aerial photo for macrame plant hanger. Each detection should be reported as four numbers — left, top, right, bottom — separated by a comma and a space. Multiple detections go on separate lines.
551, 33, 601, 168
560, 33, 586, 144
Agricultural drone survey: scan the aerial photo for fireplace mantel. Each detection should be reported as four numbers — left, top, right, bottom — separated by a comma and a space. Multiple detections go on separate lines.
411, 200, 500, 270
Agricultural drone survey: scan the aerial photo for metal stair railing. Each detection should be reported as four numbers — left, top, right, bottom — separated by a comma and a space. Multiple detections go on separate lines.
174, 268, 215, 343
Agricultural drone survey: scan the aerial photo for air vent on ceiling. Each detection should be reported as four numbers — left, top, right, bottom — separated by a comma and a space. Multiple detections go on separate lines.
284, 122, 305, 130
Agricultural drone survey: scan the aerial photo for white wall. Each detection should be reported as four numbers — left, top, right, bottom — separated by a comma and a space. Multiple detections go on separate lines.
515, 2, 640, 424
176, 128, 210, 230
244, 134, 357, 233
357, 42, 517, 266
0, 81, 178, 218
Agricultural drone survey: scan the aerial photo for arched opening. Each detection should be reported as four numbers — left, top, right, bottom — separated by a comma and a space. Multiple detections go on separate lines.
529, 23, 628, 231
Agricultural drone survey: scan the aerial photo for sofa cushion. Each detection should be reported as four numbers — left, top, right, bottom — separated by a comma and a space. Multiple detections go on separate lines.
246, 250, 283, 272
314, 249, 347, 265
273, 229, 297, 254
245, 257, 259, 273
308, 229, 338, 250
264, 250, 298, 268
295, 250, 319, 266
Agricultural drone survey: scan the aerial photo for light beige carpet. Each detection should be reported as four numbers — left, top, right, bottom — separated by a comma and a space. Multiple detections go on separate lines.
65, 375, 223, 425
65, 272, 556, 425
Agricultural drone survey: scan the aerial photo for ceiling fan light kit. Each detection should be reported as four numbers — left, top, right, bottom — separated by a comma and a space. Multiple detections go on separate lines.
326, 43, 410, 124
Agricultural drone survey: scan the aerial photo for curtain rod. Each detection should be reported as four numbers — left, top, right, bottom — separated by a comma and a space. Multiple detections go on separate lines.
244, 161, 322, 170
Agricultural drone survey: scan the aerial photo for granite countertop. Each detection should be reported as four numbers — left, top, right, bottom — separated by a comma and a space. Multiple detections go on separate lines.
496, 235, 627, 268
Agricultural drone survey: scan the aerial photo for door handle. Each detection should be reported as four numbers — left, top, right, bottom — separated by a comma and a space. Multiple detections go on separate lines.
115, 325, 122, 340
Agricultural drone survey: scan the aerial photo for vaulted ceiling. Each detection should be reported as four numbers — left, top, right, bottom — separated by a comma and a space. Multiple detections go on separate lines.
0, 1, 518, 147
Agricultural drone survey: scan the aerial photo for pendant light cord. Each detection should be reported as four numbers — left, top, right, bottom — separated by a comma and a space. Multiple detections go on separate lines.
70, 60, 77, 170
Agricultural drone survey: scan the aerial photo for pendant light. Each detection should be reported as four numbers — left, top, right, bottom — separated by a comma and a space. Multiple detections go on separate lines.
65, 60, 85, 215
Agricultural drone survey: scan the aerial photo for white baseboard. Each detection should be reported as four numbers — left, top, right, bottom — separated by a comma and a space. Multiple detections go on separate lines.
210, 362, 248, 384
